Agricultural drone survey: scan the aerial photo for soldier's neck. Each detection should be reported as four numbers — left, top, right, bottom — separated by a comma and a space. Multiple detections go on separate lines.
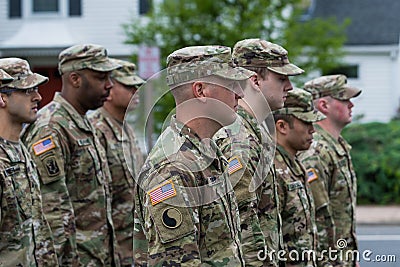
316, 119, 342, 140
177, 116, 220, 140
103, 102, 125, 123
0, 114, 22, 142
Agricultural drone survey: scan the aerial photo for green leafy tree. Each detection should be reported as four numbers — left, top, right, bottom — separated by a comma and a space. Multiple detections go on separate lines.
124, 0, 349, 136
343, 121, 400, 204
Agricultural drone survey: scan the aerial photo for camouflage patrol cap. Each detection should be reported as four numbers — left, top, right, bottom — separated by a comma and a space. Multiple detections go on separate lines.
273, 88, 325, 122
110, 58, 145, 87
0, 69, 13, 88
58, 44, 121, 75
232, 38, 304, 76
166, 45, 255, 87
304, 74, 362, 100
0, 58, 48, 89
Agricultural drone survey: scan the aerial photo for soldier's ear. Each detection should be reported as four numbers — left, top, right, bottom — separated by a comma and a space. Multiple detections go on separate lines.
0, 94, 6, 108
316, 98, 329, 114
249, 75, 260, 90
275, 119, 288, 134
69, 71, 81, 88
192, 81, 207, 102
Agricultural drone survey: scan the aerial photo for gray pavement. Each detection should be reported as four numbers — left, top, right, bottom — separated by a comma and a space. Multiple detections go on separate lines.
357, 205, 400, 225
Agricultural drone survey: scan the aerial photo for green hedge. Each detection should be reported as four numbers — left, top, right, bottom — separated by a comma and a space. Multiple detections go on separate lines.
342, 121, 400, 204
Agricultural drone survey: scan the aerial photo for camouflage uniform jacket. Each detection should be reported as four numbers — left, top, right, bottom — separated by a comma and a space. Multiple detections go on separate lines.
88, 107, 145, 266
21, 93, 119, 266
214, 107, 280, 267
299, 124, 357, 267
0, 137, 58, 267
274, 145, 317, 267
135, 115, 244, 266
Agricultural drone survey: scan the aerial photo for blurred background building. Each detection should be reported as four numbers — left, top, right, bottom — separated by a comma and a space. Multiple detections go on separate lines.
0, 0, 150, 107
1, 0, 400, 122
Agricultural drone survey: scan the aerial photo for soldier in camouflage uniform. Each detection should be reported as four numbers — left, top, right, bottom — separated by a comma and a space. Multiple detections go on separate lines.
0, 58, 58, 266
272, 88, 326, 267
88, 59, 146, 266
215, 38, 303, 266
299, 75, 361, 267
21, 44, 121, 266
134, 45, 255, 266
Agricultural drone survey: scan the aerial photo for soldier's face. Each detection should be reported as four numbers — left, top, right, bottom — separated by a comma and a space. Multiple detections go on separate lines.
285, 117, 315, 153
3, 87, 42, 124
108, 79, 139, 111
258, 71, 293, 111
205, 81, 243, 126
78, 69, 113, 110
328, 98, 354, 127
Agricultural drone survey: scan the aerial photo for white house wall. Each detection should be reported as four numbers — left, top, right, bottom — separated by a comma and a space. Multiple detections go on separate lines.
0, 0, 139, 58
343, 46, 400, 122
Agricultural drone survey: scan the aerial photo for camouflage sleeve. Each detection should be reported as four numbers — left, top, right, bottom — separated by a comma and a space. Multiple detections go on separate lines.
132, 199, 148, 266
23, 126, 78, 266
23, 146, 59, 267
136, 171, 201, 266
300, 147, 335, 267
257, 166, 281, 267
218, 138, 267, 266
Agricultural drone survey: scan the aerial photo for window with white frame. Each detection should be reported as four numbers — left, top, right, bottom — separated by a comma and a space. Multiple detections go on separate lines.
33, 0, 59, 12
9, 0, 81, 18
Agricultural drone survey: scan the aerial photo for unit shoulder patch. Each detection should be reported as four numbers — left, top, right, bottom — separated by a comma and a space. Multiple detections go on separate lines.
44, 156, 60, 177
228, 156, 243, 175
162, 207, 183, 229
148, 180, 177, 206
32, 136, 56, 156
307, 168, 318, 183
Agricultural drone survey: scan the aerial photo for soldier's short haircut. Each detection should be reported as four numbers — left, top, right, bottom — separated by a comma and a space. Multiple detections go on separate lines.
273, 113, 295, 128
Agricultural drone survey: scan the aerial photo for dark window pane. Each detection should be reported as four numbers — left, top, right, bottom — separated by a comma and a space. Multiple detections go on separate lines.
139, 0, 151, 14
33, 0, 58, 12
324, 65, 359, 79
9, 0, 22, 18
69, 0, 81, 16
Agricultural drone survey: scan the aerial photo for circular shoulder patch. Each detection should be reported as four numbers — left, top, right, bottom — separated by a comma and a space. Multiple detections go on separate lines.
162, 207, 183, 229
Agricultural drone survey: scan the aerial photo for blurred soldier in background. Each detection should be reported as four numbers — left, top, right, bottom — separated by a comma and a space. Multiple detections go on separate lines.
88, 58, 146, 266
300, 74, 361, 267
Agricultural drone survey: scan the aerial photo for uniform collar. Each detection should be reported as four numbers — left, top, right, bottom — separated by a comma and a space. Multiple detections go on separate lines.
99, 107, 126, 141
314, 124, 350, 156
53, 92, 93, 132
277, 145, 304, 177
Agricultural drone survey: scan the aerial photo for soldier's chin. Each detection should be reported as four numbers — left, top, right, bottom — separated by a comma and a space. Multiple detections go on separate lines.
91, 101, 105, 110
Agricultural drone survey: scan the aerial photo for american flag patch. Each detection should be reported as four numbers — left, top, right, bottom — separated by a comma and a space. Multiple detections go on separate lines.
32, 136, 56, 156
228, 156, 243, 175
307, 168, 318, 183
148, 180, 177, 206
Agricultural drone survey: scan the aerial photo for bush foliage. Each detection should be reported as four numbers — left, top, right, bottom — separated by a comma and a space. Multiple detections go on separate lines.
342, 121, 400, 204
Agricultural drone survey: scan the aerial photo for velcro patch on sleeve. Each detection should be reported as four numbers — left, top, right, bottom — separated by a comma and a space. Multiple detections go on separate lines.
148, 180, 177, 206
32, 136, 56, 156
307, 168, 318, 183
228, 156, 243, 175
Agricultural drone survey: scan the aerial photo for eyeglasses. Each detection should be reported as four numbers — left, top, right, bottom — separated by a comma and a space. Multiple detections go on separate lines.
0, 86, 39, 95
